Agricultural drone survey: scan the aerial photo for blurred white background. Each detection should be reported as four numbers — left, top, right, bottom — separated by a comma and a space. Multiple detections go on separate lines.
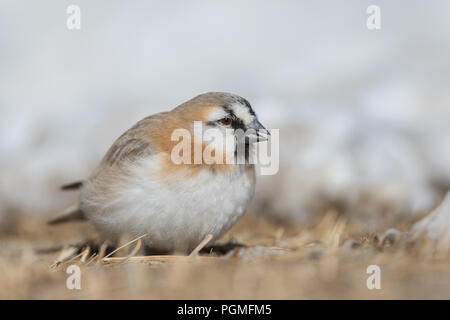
1, 1, 449, 229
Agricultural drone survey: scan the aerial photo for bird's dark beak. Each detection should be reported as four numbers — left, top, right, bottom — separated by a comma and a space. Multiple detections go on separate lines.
246, 118, 270, 142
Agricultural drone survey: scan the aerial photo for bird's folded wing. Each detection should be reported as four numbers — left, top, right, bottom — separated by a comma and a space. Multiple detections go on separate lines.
100, 112, 166, 167
102, 138, 153, 167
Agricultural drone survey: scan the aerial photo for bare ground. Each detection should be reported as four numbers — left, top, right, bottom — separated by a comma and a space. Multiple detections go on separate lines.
1, 211, 450, 299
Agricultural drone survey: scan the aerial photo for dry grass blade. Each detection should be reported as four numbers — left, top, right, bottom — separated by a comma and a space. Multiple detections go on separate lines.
119, 239, 142, 264
96, 241, 109, 264
86, 253, 98, 266
80, 246, 91, 263
189, 234, 213, 256
102, 255, 216, 264
102, 234, 147, 261
50, 246, 79, 268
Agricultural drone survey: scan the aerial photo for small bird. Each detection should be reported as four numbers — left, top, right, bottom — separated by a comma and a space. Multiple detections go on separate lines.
51, 92, 269, 253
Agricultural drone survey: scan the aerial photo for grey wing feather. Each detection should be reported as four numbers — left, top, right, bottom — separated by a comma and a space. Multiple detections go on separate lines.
100, 112, 165, 167
103, 138, 152, 166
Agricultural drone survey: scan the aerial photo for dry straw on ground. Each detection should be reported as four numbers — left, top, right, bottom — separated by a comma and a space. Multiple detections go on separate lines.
0, 211, 450, 299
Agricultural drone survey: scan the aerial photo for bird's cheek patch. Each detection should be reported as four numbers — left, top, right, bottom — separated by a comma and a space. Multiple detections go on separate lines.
206, 108, 228, 122
231, 103, 254, 125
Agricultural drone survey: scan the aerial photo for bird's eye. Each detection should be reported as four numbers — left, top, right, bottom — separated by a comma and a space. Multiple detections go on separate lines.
220, 117, 232, 126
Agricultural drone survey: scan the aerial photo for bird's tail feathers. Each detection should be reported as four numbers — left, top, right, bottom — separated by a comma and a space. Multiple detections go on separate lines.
48, 204, 86, 225
61, 181, 83, 191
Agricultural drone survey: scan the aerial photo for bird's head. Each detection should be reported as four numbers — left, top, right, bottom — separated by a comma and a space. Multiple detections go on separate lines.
170, 92, 269, 164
